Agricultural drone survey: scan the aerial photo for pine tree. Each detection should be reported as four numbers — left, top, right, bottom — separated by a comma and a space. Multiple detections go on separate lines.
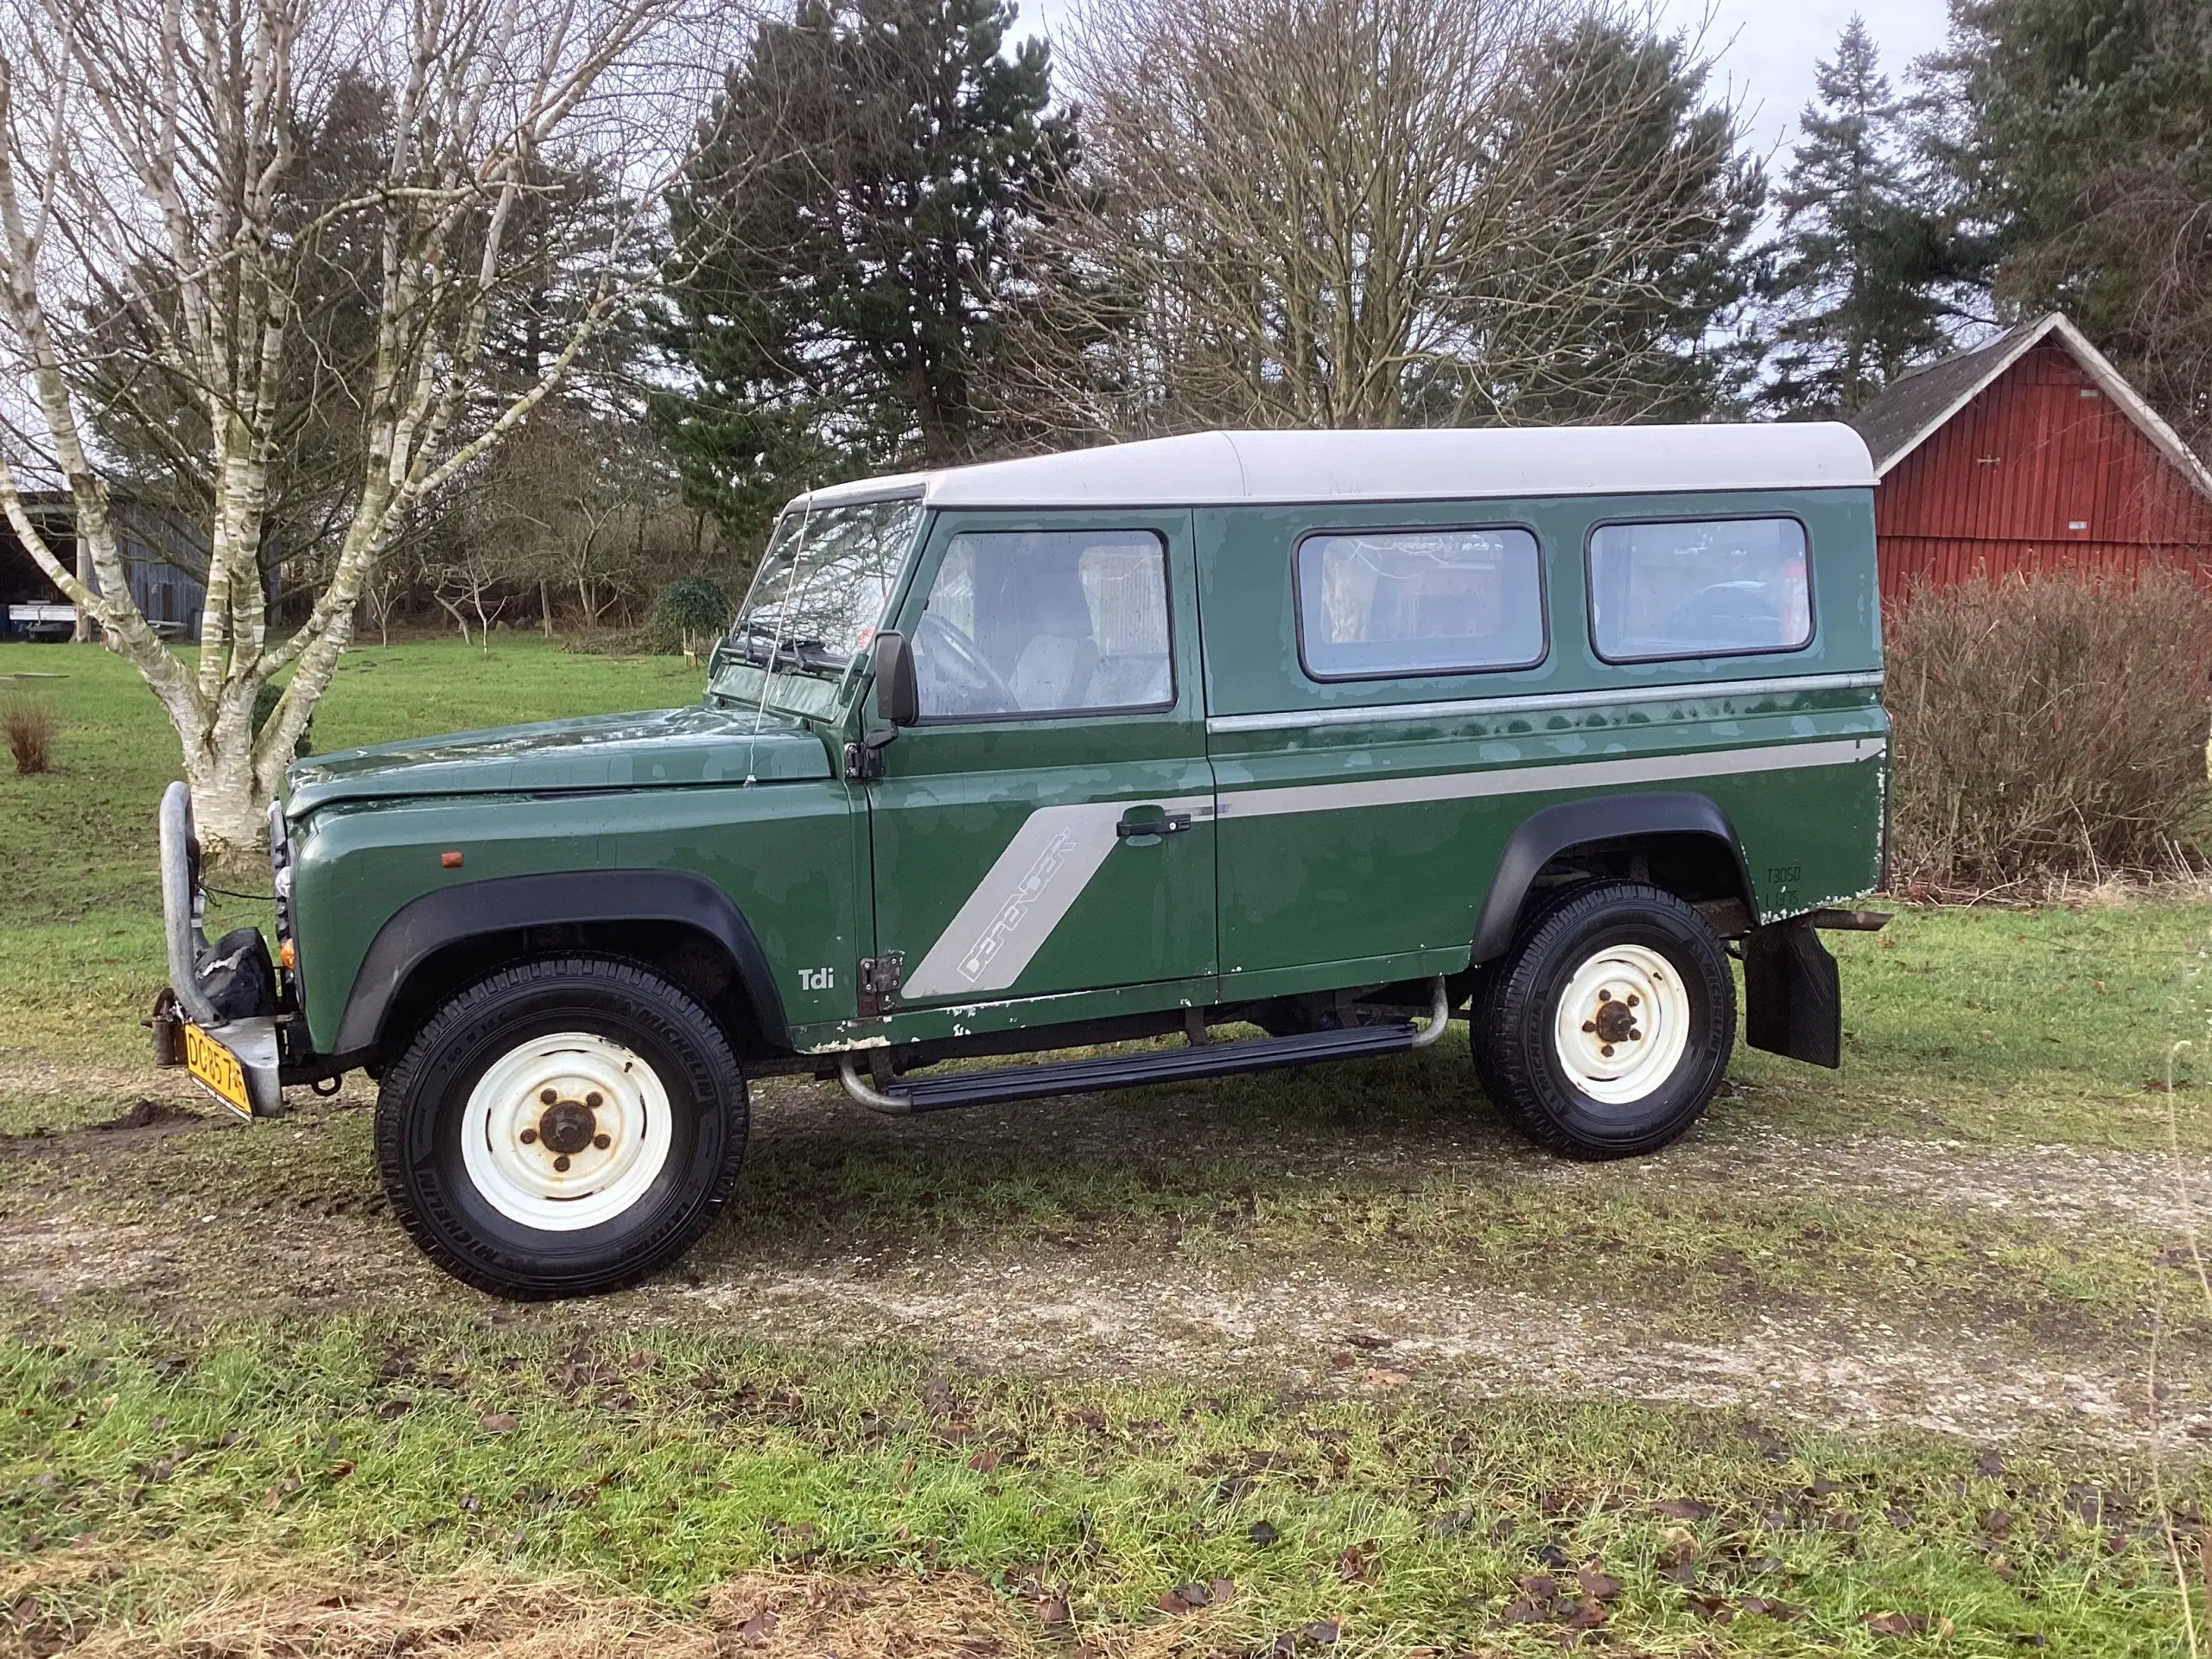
653, 0, 1076, 548
1480, 18, 1767, 425
1760, 18, 1952, 415
1929, 0, 2212, 455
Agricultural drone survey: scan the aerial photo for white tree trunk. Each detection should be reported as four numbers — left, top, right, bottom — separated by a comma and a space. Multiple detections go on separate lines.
0, 0, 702, 863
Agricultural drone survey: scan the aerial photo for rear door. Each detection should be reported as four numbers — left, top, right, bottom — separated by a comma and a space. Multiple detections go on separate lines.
868, 510, 1217, 1007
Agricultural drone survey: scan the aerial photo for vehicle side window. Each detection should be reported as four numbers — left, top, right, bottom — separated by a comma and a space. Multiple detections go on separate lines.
1587, 517, 1812, 662
913, 530, 1173, 720
1295, 527, 1545, 680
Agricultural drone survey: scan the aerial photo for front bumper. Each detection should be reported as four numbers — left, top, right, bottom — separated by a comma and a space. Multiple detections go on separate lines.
156, 782, 284, 1116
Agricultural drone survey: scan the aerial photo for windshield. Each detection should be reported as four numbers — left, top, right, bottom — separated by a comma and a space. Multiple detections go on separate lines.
712, 497, 924, 716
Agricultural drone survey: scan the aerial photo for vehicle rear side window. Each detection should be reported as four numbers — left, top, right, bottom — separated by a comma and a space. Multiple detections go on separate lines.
1294, 527, 1545, 680
1587, 517, 1812, 662
915, 530, 1173, 719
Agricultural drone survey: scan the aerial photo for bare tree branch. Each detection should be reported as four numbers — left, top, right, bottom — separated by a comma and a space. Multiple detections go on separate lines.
0, 0, 734, 856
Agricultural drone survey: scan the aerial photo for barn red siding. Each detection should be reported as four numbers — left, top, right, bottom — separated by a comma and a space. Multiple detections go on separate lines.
1873, 341, 2212, 604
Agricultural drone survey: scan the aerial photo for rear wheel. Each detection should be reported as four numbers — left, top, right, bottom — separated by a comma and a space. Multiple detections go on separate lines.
1471, 882, 1734, 1159
376, 957, 747, 1299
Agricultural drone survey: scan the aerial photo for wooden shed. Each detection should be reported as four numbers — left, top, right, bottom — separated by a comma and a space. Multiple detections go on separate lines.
0, 491, 211, 639
1850, 311, 2212, 605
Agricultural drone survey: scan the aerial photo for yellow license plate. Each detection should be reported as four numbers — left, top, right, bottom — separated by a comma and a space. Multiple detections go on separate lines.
184, 1023, 252, 1118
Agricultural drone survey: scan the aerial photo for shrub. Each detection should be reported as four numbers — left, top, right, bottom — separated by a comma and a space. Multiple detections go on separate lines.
4, 699, 55, 775
652, 576, 731, 665
251, 680, 312, 760
1885, 570, 2212, 892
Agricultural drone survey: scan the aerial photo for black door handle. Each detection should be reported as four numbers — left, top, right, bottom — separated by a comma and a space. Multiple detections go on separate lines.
1117, 812, 1192, 840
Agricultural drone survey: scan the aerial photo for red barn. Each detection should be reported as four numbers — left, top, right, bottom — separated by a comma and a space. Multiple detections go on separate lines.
1850, 311, 2212, 605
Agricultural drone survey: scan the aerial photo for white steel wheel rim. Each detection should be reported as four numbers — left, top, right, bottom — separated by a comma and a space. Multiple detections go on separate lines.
461, 1032, 673, 1232
1552, 943, 1693, 1106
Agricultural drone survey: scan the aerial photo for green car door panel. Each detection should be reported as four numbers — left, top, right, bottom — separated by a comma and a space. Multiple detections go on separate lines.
865, 510, 1219, 1014
289, 779, 862, 1055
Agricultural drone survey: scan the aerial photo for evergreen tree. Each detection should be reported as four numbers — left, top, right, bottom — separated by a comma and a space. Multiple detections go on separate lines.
1478, 18, 1767, 424
1928, 0, 2212, 453
654, 0, 1075, 548
1760, 18, 1954, 415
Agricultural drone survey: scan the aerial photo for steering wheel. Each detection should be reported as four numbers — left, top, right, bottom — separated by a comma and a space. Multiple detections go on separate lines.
912, 609, 1019, 716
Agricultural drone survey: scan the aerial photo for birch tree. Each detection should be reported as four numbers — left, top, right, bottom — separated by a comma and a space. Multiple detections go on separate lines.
0, 0, 724, 860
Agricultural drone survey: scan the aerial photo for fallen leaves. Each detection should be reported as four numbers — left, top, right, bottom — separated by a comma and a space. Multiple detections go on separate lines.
734, 1610, 779, 1645
1156, 1579, 1234, 1614
1498, 1564, 1617, 1633
1739, 1595, 1804, 1621
1574, 1565, 1622, 1601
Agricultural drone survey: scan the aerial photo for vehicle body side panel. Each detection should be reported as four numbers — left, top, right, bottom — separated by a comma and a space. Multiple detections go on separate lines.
291, 780, 861, 1053
1198, 488, 1885, 982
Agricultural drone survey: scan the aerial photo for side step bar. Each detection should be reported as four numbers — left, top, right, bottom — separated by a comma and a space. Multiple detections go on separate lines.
839, 976, 1452, 1116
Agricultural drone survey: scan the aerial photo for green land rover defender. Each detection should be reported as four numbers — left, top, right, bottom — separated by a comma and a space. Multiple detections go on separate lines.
156, 425, 1891, 1299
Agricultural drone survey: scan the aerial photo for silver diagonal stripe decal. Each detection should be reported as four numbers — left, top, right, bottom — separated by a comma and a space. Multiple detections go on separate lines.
903, 796, 1211, 999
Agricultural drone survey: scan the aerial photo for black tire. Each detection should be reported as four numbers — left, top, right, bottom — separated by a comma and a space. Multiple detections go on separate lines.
1471, 881, 1735, 1160
375, 956, 747, 1299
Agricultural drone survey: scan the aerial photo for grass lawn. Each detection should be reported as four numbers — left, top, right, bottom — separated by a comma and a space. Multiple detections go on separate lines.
2, 637, 2209, 1655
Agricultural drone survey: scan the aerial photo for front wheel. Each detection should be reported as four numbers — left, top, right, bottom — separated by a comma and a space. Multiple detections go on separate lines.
376, 957, 747, 1299
1471, 882, 1735, 1160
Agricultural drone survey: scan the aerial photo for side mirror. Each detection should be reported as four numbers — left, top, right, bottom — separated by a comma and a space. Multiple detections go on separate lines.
874, 630, 918, 727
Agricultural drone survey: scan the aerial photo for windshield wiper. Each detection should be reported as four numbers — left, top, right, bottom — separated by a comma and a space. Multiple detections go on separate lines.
727, 623, 851, 677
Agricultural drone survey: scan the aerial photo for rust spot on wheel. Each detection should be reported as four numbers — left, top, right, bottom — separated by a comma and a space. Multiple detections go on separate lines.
1592, 998, 1637, 1046
537, 1097, 597, 1155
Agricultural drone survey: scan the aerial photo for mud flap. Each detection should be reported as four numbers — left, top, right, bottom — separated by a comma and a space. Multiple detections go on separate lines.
1742, 917, 1841, 1069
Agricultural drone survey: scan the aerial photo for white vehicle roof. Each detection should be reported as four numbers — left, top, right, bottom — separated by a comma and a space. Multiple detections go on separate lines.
785, 423, 1875, 514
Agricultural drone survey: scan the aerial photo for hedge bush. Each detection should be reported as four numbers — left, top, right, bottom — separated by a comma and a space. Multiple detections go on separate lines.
652, 576, 730, 664
1885, 570, 2212, 892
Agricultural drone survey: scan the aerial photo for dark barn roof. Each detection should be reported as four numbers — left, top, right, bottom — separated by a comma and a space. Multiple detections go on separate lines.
1852, 312, 2212, 499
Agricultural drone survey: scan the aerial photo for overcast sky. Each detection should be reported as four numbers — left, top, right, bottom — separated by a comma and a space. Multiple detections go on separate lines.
1013, 0, 1955, 171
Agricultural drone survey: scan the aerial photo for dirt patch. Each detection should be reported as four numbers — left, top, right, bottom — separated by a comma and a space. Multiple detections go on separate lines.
0, 1097, 235, 1158
2, 1190, 2202, 1451
3, 1066, 2209, 1452
1580, 1127, 2212, 1236
671, 1251, 2212, 1452
0, 1547, 1209, 1659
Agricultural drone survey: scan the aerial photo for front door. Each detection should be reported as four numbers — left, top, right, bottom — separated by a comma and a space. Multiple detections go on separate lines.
868, 510, 1217, 1009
